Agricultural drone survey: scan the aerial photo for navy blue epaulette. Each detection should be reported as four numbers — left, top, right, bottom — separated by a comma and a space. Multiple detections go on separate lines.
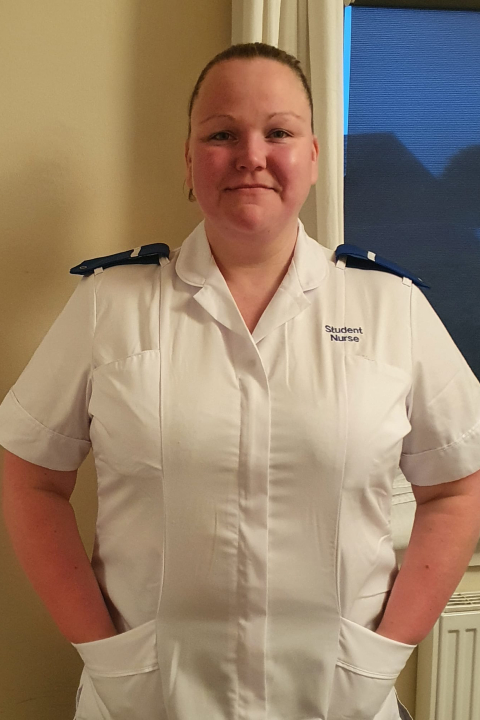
335, 244, 430, 289
70, 243, 170, 276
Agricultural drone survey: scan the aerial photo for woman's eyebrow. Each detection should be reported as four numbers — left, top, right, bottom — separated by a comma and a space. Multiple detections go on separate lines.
199, 114, 236, 125
199, 111, 304, 125
267, 112, 303, 120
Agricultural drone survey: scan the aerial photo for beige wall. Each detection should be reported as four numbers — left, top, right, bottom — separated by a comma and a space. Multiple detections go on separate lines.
0, 2, 230, 718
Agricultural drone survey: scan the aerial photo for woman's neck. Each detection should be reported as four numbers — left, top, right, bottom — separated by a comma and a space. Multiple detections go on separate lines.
204, 218, 299, 289
204, 218, 299, 333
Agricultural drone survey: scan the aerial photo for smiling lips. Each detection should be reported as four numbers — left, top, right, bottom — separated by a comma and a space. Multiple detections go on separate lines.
227, 184, 275, 191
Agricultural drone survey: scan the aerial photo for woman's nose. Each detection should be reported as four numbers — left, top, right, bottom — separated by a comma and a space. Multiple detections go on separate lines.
235, 136, 267, 171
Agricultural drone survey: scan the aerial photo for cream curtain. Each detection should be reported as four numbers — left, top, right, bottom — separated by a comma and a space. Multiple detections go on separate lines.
231, 0, 344, 249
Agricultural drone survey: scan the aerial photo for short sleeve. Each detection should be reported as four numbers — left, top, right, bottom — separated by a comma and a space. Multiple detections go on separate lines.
0, 276, 95, 471
400, 285, 480, 486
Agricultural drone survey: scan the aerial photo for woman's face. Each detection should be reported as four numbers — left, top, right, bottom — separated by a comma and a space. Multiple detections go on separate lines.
185, 58, 319, 238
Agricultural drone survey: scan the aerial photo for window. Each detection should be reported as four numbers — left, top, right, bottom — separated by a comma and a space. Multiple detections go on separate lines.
344, 4, 480, 377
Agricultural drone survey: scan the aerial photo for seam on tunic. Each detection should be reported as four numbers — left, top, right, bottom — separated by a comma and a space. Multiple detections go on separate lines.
236, 376, 245, 720
157, 261, 167, 613
336, 659, 398, 680
401, 415, 480, 458
422, 367, 463, 410
87, 274, 97, 419
155, 259, 170, 719
406, 283, 414, 423
9, 388, 90, 443
265, 369, 271, 717
88, 663, 159, 678
91, 349, 160, 373
334, 264, 348, 615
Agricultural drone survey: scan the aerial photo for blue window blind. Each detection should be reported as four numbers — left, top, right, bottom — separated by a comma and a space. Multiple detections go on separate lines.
344, 7, 480, 378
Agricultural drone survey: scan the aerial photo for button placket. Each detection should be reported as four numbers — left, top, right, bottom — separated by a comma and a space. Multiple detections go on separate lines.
236, 346, 271, 720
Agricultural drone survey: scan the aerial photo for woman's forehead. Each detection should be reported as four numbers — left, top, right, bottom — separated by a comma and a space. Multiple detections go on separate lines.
193, 58, 309, 119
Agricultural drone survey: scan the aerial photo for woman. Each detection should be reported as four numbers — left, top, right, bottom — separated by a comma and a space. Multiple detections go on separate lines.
2, 43, 480, 720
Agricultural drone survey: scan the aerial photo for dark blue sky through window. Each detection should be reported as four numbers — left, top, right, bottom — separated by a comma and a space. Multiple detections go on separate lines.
346, 8, 480, 178
344, 7, 480, 377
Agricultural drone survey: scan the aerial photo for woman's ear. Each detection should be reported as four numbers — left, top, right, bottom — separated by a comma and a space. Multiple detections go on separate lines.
310, 135, 319, 185
185, 140, 193, 189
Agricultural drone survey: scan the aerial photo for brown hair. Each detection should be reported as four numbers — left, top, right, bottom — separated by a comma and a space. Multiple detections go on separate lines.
187, 42, 314, 138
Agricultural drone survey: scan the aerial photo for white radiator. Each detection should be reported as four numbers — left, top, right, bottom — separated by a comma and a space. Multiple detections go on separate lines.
415, 592, 480, 720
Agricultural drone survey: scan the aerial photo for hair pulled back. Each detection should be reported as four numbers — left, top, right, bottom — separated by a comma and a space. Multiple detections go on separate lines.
187, 42, 314, 138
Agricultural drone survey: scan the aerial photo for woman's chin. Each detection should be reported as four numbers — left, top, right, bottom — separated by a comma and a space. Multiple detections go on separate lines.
220, 206, 281, 234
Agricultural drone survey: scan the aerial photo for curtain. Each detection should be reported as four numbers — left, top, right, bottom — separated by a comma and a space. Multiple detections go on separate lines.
231, 0, 345, 249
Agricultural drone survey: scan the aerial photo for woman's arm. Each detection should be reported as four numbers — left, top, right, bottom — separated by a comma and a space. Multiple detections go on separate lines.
376, 468, 480, 646
2, 450, 117, 644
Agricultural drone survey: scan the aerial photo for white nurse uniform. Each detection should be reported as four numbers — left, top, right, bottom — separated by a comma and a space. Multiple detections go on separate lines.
1, 220, 480, 720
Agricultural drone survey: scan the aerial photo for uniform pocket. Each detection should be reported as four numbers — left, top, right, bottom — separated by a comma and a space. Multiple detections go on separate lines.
73, 619, 165, 720
327, 616, 416, 720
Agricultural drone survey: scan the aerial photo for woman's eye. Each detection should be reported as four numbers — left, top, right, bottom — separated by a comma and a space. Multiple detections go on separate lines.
209, 132, 232, 141
269, 129, 290, 139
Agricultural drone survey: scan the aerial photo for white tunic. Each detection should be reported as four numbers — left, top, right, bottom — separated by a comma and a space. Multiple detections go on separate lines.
1, 221, 480, 720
